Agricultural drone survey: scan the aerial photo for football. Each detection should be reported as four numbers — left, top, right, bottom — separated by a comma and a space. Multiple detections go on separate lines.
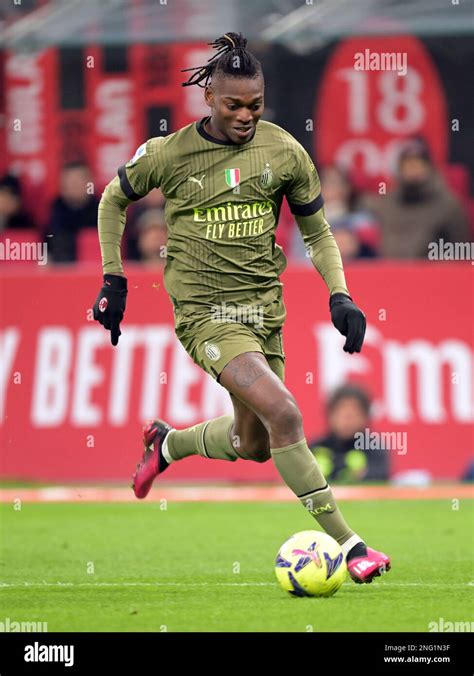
275, 530, 347, 597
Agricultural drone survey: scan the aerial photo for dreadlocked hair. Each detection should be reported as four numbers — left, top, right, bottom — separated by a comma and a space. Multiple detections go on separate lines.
181, 32, 262, 88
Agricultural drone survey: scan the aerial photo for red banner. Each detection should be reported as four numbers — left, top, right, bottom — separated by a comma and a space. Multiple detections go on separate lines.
316, 35, 448, 190
85, 42, 211, 194
0, 262, 472, 481
3, 49, 59, 225
1, 42, 212, 212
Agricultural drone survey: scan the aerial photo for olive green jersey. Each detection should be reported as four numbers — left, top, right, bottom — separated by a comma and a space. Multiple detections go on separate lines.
98, 117, 348, 312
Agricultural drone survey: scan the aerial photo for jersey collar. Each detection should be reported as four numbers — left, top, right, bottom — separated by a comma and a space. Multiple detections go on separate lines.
196, 116, 256, 146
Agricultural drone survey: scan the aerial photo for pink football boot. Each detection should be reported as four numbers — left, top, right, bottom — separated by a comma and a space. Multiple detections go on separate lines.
131, 420, 173, 499
347, 547, 391, 584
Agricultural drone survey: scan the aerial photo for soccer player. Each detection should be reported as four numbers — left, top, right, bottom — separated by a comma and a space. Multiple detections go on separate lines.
93, 32, 391, 584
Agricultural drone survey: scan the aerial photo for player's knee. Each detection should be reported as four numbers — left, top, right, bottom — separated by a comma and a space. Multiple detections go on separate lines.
267, 396, 303, 436
238, 438, 271, 463
250, 447, 272, 463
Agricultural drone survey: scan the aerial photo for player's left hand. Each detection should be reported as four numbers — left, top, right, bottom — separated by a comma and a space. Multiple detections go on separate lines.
93, 274, 128, 346
329, 293, 366, 353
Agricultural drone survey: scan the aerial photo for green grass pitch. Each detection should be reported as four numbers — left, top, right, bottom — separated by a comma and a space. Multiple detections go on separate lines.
0, 499, 472, 632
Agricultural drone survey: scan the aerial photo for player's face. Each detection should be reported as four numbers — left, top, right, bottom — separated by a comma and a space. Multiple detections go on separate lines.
204, 76, 264, 145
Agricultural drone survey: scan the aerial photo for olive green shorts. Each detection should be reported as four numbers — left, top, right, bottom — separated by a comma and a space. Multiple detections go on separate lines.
174, 297, 286, 383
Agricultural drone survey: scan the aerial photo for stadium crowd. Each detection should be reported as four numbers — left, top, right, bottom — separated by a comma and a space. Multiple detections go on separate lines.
0, 137, 471, 266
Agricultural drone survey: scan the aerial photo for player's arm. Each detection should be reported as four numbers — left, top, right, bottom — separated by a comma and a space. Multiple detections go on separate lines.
93, 138, 163, 345
97, 174, 132, 276
293, 206, 348, 296
285, 144, 366, 353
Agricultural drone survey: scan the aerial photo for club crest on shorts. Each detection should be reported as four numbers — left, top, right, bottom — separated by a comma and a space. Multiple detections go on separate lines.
260, 162, 273, 188
98, 297, 108, 312
204, 341, 221, 361
225, 168, 240, 189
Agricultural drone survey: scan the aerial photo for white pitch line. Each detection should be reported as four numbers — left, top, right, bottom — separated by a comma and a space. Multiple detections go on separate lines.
0, 581, 274, 588
0, 581, 472, 588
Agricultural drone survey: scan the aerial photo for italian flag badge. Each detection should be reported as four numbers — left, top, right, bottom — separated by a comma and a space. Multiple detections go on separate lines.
225, 168, 240, 188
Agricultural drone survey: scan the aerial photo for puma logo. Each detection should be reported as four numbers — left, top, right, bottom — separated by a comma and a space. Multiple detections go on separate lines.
188, 174, 206, 189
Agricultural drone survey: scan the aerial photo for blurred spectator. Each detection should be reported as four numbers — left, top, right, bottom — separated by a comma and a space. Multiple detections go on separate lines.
126, 189, 166, 259
290, 165, 379, 261
362, 138, 469, 258
461, 460, 474, 482
309, 385, 389, 483
330, 219, 377, 261
136, 208, 168, 267
47, 163, 98, 262
0, 174, 36, 231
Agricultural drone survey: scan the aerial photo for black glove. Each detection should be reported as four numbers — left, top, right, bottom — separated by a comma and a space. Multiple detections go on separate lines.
329, 293, 366, 353
93, 274, 128, 346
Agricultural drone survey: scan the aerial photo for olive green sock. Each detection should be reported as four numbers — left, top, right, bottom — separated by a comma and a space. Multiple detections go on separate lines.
166, 415, 239, 462
270, 438, 356, 545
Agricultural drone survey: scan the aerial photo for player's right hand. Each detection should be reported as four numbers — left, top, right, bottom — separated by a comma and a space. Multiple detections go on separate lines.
93, 274, 128, 346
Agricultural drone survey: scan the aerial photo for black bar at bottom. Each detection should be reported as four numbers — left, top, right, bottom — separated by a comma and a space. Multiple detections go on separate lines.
0, 632, 472, 674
